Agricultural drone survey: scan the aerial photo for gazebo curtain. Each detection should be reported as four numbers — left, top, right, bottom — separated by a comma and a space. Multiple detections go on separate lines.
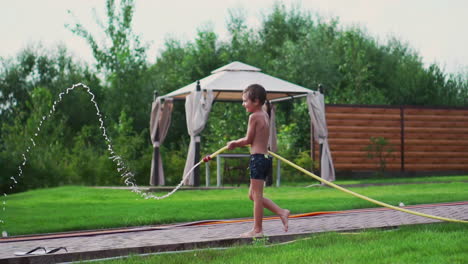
183, 90, 214, 185
306, 92, 335, 182
268, 104, 278, 152
150, 91, 333, 185
149, 97, 174, 186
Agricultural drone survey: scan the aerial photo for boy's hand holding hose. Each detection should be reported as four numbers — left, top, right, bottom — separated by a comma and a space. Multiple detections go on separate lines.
226, 140, 238, 150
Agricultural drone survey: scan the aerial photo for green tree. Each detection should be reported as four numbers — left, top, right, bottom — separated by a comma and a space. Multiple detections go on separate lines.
1, 87, 69, 192
260, 3, 312, 60
67, 0, 152, 132
223, 8, 263, 65
0, 46, 103, 192
330, 28, 387, 104
0, 46, 102, 134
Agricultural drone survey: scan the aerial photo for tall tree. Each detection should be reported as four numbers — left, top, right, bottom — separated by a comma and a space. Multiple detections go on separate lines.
67, 0, 152, 132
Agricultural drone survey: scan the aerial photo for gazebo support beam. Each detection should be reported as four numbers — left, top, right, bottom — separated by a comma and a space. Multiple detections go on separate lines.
318, 84, 324, 178
194, 81, 201, 186
152, 91, 159, 186
269, 93, 308, 103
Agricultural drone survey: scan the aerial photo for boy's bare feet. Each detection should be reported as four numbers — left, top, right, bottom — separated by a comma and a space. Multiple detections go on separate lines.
240, 229, 264, 238
280, 209, 290, 232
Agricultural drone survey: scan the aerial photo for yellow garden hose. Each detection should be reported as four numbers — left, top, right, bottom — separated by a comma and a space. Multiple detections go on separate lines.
203, 146, 468, 224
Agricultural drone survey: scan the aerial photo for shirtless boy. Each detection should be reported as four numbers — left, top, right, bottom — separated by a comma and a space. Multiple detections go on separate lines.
227, 84, 290, 237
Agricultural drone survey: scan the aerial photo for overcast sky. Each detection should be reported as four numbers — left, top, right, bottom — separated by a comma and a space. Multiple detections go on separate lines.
1, 0, 467, 75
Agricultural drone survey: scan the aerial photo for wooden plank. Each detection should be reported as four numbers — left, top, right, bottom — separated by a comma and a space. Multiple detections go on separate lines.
404, 145, 468, 152
329, 145, 368, 151
326, 106, 400, 114
405, 151, 468, 158
404, 114, 468, 122
405, 127, 468, 134
333, 157, 400, 164
329, 145, 399, 151
329, 132, 401, 140
405, 139, 468, 146
404, 164, 468, 170
327, 113, 401, 121
329, 138, 401, 146
405, 120, 468, 128
405, 158, 468, 164
334, 163, 401, 170
329, 126, 401, 133
405, 133, 468, 140
404, 108, 468, 116
327, 119, 401, 127
331, 151, 402, 158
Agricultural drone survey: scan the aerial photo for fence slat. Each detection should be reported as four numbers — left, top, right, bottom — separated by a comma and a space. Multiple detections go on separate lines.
405, 120, 468, 128
327, 119, 401, 127
329, 138, 401, 145
326, 106, 401, 114
405, 114, 468, 122
405, 139, 468, 146
405, 133, 468, 140
404, 108, 468, 116
328, 126, 401, 133
327, 113, 401, 120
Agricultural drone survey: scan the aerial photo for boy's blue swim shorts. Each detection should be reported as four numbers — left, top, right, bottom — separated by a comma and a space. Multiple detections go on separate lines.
249, 154, 272, 181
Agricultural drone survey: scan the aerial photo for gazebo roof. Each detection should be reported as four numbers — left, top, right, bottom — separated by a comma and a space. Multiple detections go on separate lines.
163, 61, 313, 101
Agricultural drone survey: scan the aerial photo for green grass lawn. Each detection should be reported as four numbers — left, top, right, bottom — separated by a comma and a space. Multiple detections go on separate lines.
90, 223, 468, 264
281, 174, 468, 187
2, 177, 467, 236
336, 174, 468, 185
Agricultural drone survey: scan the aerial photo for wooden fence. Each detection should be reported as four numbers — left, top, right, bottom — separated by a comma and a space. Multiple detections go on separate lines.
315, 105, 468, 172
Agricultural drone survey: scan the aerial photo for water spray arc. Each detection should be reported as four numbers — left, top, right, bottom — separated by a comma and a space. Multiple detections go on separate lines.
0, 83, 206, 235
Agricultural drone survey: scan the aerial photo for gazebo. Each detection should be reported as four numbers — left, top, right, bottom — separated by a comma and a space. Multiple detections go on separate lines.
149, 61, 335, 186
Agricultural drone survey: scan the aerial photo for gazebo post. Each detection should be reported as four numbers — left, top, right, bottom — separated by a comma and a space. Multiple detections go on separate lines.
311, 119, 315, 174
152, 90, 160, 185
194, 81, 201, 186
318, 84, 325, 178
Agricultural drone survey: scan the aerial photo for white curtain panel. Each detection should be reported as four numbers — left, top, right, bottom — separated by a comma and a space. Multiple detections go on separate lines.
268, 104, 278, 152
183, 90, 214, 185
149, 97, 174, 185
306, 92, 335, 182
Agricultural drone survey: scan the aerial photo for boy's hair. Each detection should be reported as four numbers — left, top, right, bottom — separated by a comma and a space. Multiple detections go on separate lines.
243, 84, 267, 105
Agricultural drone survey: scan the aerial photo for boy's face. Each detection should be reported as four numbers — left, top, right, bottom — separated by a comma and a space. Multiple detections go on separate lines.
242, 93, 259, 113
